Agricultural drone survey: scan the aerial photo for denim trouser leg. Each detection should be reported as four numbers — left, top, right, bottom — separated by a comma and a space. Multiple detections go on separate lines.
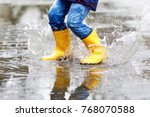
48, 0, 92, 39
67, 3, 92, 39
48, 0, 71, 31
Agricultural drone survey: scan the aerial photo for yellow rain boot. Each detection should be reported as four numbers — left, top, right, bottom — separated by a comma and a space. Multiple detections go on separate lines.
41, 29, 70, 60
80, 30, 107, 64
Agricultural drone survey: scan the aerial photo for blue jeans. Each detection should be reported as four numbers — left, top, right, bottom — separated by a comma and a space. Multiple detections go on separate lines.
48, 0, 92, 39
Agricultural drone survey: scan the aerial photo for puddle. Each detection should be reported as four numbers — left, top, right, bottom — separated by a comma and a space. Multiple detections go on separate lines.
0, 0, 150, 100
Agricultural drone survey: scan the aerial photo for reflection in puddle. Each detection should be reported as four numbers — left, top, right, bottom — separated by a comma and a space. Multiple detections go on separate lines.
50, 64, 103, 100
69, 67, 103, 100
50, 65, 70, 100
0, 0, 150, 100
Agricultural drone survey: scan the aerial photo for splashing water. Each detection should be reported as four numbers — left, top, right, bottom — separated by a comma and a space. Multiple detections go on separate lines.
0, 0, 150, 100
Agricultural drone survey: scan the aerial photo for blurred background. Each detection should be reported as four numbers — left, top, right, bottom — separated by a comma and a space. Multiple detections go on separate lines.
0, 0, 150, 100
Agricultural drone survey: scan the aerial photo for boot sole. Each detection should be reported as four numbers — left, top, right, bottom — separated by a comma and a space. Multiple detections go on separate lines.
80, 61, 103, 65
59, 57, 67, 61
80, 57, 107, 65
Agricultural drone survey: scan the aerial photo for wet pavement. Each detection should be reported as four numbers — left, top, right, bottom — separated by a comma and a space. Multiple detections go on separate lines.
0, 0, 150, 100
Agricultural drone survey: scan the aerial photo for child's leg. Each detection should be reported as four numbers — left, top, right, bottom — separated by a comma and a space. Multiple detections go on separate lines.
41, 0, 71, 61
67, 3, 91, 39
48, 0, 71, 31
67, 3, 107, 64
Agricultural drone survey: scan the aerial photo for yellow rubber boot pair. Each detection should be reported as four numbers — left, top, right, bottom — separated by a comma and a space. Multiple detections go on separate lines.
41, 29, 107, 64
80, 30, 107, 65
41, 29, 70, 60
